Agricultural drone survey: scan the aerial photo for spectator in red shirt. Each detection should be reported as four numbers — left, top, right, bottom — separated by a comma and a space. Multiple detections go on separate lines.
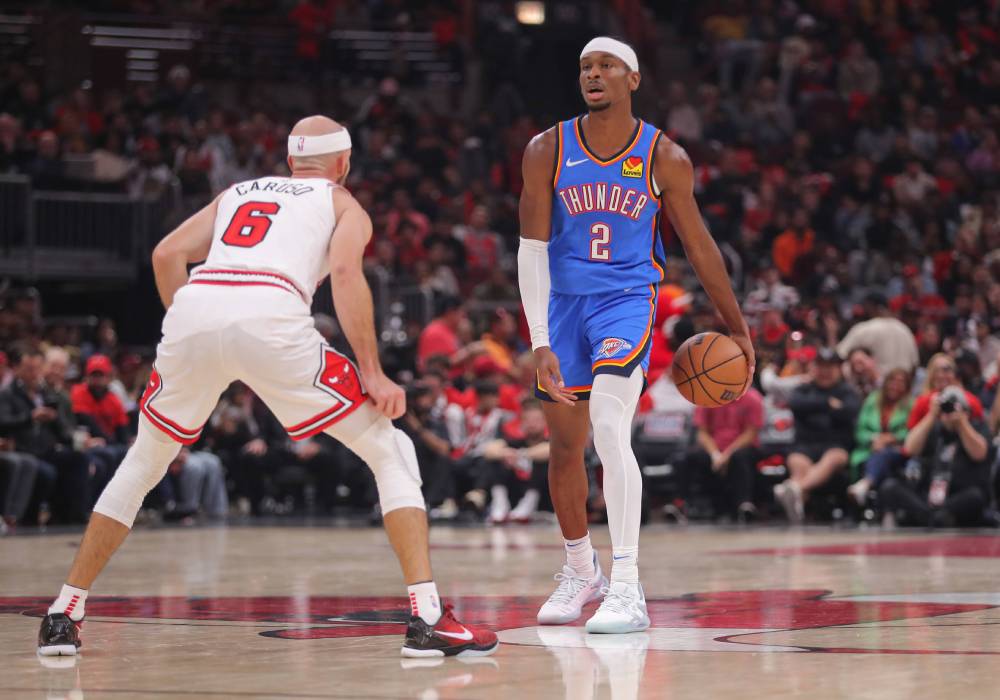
385, 189, 431, 242
889, 264, 948, 319
71, 355, 129, 444
453, 205, 506, 277
682, 388, 765, 522
416, 298, 484, 374
908, 353, 984, 429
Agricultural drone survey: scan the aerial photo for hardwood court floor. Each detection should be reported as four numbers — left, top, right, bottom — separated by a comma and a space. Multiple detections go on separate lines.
3, 523, 1000, 699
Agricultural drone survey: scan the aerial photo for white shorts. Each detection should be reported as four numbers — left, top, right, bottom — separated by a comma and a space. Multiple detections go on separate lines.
139, 280, 367, 445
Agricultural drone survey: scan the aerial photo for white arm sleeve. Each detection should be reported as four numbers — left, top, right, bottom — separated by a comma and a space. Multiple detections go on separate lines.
517, 237, 551, 351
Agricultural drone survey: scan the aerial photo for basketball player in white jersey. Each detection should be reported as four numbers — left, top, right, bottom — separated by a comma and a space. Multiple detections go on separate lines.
37, 116, 498, 659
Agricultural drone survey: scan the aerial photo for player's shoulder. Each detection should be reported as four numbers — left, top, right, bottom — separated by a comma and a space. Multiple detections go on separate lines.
649, 130, 693, 185
330, 183, 361, 212
523, 124, 560, 163
648, 130, 690, 167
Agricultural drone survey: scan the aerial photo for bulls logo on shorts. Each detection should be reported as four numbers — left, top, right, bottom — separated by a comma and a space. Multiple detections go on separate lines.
315, 349, 365, 403
282, 346, 369, 442
140, 368, 163, 407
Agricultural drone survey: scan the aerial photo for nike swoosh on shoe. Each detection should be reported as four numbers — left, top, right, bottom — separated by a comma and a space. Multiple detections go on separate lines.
437, 627, 474, 641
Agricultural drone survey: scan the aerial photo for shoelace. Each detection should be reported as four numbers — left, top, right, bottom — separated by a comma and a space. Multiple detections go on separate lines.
437, 603, 457, 626
597, 586, 640, 616
548, 572, 590, 606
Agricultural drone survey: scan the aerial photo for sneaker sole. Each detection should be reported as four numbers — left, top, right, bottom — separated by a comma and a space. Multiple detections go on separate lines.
585, 616, 651, 634
400, 641, 499, 658
536, 577, 608, 625
38, 645, 79, 656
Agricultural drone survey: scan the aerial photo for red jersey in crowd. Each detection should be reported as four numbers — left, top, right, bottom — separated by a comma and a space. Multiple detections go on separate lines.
417, 320, 459, 371
71, 383, 128, 438
693, 389, 765, 452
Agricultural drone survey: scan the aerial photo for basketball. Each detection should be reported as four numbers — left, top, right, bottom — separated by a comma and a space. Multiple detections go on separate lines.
671, 332, 749, 407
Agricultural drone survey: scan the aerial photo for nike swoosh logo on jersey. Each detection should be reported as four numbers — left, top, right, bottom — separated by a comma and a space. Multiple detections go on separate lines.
437, 626, 474, 641
565, 157, 588, 167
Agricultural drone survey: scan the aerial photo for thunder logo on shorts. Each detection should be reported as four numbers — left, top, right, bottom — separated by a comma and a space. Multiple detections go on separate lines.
538, 117, 665, 401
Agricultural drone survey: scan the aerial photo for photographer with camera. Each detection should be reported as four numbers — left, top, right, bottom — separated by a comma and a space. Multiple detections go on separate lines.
879, 384, 994, 527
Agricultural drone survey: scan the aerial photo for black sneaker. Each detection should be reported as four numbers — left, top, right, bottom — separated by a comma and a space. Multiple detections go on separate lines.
38, 613, 82, 656
401, 604, 499, 658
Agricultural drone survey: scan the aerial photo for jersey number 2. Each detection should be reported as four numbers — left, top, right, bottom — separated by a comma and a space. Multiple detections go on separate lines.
221, 201, 281, 248
589, 222, 611, 261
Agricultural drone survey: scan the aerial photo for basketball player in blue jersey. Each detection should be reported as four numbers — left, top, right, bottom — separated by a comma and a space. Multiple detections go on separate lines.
518, 37, 755, 633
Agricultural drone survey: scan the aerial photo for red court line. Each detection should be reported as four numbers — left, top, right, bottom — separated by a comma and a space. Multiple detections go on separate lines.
722, 535, 1000, 558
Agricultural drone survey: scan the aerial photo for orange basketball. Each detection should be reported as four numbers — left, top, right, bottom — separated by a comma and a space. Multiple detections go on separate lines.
671, 332, 749, 407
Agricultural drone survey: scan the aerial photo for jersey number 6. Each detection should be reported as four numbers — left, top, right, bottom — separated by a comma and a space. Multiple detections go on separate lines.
221, 201, 282, 248
589, 222, 611, 261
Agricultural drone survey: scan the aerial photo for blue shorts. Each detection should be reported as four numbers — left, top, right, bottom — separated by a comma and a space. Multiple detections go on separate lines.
537, 284, 656, 402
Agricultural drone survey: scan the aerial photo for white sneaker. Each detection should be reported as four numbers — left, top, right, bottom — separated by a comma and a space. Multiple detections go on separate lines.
774, 480, 804, 524
488, 499, 510, 524
847, 479, 870, 506
585, 582, 650, 634
429, 498, 459, 521
537, 556, 607, 625
488, 485, 510, 524
509, 489, 540, 522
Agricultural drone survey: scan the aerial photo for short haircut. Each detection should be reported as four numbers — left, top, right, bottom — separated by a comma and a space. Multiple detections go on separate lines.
520, 397, 543, 412
9, 347, 43, 366
474, 380, 499, 396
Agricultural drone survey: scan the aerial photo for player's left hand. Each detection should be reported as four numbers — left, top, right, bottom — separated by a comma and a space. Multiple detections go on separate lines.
730, 332, 756, 395
365, 371, 406, 419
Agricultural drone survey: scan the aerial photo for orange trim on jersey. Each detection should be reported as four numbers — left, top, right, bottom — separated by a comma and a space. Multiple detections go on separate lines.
552, 123, 565, 187
574, 119, 644, 166
644, 128, 661, 199
535, 378, 593, 396
592, 284, 656, 370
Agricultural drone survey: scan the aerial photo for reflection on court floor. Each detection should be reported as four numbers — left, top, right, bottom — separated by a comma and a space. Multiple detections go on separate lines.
3, 525, 1000, 699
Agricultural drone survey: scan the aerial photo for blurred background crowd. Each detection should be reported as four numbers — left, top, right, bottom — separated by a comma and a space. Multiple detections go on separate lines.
0, 0, 999, 534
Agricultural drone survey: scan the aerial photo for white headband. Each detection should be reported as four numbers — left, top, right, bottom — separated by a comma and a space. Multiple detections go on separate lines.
287, 129, 352, 157
580, 37, 638, 72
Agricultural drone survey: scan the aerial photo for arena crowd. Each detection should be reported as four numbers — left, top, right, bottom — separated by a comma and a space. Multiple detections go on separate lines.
0, 0, 999, 532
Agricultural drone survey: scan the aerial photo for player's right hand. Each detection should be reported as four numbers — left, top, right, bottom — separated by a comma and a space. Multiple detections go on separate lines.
365, 371, 406, 419
533, 347, 577, 406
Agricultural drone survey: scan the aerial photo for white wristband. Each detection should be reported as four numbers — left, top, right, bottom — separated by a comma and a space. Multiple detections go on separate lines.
517, 237, 551, 351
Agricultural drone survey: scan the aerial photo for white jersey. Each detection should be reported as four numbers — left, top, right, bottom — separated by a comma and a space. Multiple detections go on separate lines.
194, 176, 337, 304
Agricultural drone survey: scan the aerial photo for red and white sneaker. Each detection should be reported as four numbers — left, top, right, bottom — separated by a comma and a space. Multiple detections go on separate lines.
401, 604, 499, 658
37, 613, 82, 656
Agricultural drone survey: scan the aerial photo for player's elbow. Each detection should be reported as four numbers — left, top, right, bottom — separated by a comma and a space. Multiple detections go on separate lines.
151, 239, 178, 270
330, 261, 361, 285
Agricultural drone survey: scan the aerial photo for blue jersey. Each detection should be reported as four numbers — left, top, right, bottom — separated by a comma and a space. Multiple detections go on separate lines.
549, 116, 665, 296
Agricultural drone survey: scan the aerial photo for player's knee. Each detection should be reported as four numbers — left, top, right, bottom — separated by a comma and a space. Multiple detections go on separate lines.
93, 418, 182, 528
590, 414, 619, 453
345, 416, 425, 514
589, 402, 625, 457
549, 440, 585, 472
826, 448, 849, 466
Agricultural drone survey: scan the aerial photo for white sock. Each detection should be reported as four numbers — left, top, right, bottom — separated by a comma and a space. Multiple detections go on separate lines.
564, 533, 596, 579
49, 584, 88, 622
591, 368, 644, 585
610, 546, 639, 584
408, 581, 441, 625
